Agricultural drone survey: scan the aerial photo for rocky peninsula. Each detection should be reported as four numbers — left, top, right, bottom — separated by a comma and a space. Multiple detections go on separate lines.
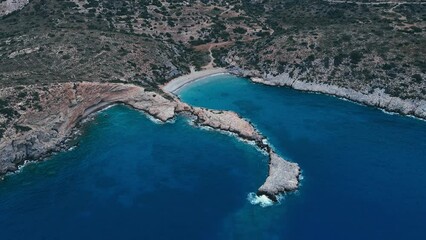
0, 79, 300, 202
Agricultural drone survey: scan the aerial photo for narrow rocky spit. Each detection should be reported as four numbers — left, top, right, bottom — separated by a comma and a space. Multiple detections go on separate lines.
0, 82, 300, 202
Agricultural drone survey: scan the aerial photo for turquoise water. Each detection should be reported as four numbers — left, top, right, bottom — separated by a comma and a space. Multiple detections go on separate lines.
1, 74, 426, 239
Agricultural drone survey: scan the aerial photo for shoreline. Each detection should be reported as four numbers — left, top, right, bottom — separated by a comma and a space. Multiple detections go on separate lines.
162, 67, 426, 121
250, 76, 426, 122
1, 102, 175, 181
231, 68, 426, 121
161, 68, 228, 94
0, 81, 301, 202
252, 77, 426, 122
5, 66, 423, 202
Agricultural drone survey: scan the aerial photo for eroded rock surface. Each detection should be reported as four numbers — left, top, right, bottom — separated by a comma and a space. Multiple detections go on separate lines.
189, 107, 265, 146
257, 150, 301, 201
0, 0, 29, 17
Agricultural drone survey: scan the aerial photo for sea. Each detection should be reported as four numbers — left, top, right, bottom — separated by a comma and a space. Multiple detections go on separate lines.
0, 74, 425, 239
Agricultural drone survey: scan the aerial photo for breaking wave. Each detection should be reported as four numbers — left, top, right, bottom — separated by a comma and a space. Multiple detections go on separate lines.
247, 192, 275, 207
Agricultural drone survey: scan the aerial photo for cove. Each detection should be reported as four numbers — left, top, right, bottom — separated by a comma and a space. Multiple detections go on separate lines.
178, 74, 426, 239
0, 74, 425, 239
0, 105, 270, 239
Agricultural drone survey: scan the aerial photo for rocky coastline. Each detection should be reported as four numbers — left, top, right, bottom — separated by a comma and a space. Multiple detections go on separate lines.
229, 67, 426, 121
0, 81, 300, 202
4, 64, 422, 202
4, 62, 424, 202
5, 63, 423, 203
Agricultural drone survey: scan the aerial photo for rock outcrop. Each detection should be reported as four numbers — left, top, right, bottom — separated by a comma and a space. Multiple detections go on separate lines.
257, 150, 300, 202
0, 81, 300, 202
189, 107, 266, 147
0, 0, 29, 17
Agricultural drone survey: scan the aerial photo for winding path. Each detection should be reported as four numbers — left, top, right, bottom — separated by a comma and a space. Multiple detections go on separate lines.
194, 41, 233, 70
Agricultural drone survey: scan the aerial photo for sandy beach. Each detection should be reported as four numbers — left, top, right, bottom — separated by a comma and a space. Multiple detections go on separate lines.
162, 68, 228, 94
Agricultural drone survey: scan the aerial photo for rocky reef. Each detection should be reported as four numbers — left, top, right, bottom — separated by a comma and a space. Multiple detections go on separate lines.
0, 81, 300, 201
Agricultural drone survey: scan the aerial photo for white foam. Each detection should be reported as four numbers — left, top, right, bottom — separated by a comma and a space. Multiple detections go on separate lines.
5, 160, 37, 176
186, 119, 269, 155
68, 146, 76, 151
247, 192, 275, 207
336, 96, 426, 122
380, 108, 399, 116
141, 112, 166, 124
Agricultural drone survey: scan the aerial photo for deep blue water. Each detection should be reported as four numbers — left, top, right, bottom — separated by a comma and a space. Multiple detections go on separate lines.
1, 74, 426, 239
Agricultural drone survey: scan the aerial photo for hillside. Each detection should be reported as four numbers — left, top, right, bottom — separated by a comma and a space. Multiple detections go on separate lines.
1, 0, 425, 140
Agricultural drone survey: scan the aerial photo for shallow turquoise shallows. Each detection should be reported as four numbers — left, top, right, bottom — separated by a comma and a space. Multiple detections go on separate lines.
1, 74, 426, 239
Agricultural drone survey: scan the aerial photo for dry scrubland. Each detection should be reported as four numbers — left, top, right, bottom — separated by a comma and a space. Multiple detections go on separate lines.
0, 0, 425, 139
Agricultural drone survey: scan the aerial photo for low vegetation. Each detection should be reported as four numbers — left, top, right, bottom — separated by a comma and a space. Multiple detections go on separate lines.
0, 0, 424, 100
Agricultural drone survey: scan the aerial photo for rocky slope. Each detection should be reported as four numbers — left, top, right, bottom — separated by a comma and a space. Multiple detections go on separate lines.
1, 0, 424, 118
0, 82, 300, 201
0, 0, 29, 17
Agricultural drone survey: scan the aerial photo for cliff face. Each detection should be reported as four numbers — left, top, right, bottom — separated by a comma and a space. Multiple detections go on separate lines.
0, 82, 300, 201
0, 0, 29, 17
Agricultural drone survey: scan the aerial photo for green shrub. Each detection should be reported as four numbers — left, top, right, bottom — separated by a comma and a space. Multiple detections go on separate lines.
349, 51, 363, 64
233, 27, 247, 34
334, 53, 347, 67
412, 74, 422, 83
14, 124, 32, 132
